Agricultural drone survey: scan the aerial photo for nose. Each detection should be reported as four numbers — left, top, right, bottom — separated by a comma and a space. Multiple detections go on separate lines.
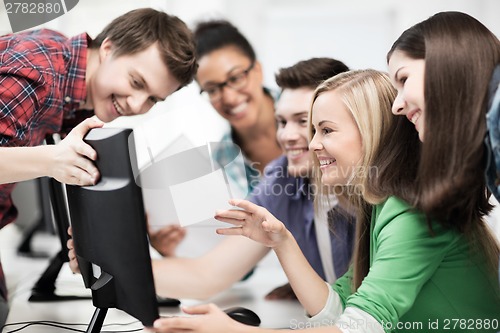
392, 92, 406, 115
219, 85, 240, 105
308, 132, 322, 151
127, 93, 150, 115
279, 123, 300, 142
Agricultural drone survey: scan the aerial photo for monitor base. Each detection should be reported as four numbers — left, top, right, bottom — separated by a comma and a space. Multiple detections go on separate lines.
86, 307, 108, 333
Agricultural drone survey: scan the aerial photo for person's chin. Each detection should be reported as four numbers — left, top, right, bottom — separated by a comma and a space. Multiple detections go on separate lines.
418, 129, 425, 142
94, 108, 116, 123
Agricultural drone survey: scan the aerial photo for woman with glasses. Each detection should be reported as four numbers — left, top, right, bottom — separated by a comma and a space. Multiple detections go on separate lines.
194, 19, 282, 197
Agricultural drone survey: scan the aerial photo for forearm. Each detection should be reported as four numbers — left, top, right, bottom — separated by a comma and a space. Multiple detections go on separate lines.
0, 146, 52, 184
153, 237, 269, 299
152, 257, 231, 299
243, 326, 343, 333
274, 230, 330, 316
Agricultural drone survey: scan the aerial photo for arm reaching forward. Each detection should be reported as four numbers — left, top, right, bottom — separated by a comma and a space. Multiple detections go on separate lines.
215, 199, 330, 316
0, 117, 103, 185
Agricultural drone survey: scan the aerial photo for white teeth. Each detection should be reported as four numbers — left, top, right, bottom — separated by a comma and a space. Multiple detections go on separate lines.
319, 159, 335, 166
112, 96, 124, 115
288, 149, 307, 156
230, 102, 247, 115
410, 111, 420, 124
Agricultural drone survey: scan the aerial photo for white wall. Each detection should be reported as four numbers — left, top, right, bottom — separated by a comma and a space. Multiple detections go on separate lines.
153, 0, 500, 89
2, 0, 499, 84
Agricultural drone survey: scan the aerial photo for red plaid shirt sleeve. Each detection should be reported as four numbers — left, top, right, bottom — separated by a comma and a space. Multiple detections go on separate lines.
0, 67, 48, 145
0, 29, 89, 228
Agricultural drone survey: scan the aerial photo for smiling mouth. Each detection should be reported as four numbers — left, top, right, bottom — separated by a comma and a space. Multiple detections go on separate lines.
112, 95, 125, 115
287, 148, 308, 157
407, 110, 421, 125
319, 159, 336, 167
227, 102, 248, 116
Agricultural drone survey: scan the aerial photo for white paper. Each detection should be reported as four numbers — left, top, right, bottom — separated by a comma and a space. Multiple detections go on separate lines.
170, 169, 233, 227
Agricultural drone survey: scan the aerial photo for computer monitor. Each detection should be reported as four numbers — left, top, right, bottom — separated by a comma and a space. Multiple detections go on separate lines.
66, 128, 158, 332
28, 135, 91, 302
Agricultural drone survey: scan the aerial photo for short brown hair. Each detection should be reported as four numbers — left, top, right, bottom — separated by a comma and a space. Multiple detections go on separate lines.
275, 57, 349, 90
91, 8, 197, 88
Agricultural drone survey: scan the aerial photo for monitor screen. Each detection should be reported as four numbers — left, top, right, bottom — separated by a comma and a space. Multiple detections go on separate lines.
66, 127, 159, 329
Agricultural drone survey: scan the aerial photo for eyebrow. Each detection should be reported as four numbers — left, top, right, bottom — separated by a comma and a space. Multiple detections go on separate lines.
276, 111, 308, 119
202, 65, 249, 86
293, 111, 309, 117
393, 67, 405, 81
318, 120, 336, 127
132, 70, 167, 102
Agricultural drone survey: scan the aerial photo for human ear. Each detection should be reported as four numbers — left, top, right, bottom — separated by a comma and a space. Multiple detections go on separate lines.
99, 37, 114, 61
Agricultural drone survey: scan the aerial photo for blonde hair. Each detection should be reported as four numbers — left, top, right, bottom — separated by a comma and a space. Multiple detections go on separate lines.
308, 69, 397, 289
309, 69, 396, 209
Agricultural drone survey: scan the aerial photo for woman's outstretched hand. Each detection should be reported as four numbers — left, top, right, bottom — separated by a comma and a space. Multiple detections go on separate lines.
214, 199, 290, 249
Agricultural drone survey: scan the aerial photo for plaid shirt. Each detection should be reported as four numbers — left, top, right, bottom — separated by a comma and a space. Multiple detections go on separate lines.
212, 87, 278, 198
0, 29, 92, 229
213, 132, 260, 199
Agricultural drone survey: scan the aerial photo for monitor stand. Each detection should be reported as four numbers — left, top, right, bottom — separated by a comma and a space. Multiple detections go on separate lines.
17, 218, 49, 258
86, 308, 108, 333
83, 275, 176, 332
17, 178, 54, 258
28, 248, 91, 302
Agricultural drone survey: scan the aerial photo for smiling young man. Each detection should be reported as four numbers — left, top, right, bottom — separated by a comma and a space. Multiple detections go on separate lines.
0, 8, 197, 324
0, 7, 196, 225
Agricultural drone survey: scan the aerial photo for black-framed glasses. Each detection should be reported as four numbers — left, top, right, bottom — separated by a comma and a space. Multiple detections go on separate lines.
200, 62, 255, 102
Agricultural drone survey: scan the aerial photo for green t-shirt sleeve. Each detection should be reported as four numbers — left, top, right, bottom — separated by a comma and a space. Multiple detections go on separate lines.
332, 265, 354, 309
345, 198, 458, 332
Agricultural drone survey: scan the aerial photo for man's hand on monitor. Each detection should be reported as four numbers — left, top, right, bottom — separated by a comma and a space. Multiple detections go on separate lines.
265, 282, 298, 300
47, 117, 103, 186
67, 227, 80, 274
148, 224, 186, 257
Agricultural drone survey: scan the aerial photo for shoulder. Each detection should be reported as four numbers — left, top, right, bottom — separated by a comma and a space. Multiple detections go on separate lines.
249, 156, 310, 206
249, 156, 289, 193
258, 156, 302, 188
373, 196, 426, 232
1, 29, 68, 50
263, 155, 288, 176
213, 133, 240, 163
0, 29, 70, 71
373, 196, 459, 246
373, 196, 414, 220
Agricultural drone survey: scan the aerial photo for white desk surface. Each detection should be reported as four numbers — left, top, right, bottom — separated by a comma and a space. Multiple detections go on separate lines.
0, 224, 305, 332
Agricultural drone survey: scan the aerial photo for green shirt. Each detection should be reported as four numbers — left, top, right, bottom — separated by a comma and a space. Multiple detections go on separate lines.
333, 196, 500, 332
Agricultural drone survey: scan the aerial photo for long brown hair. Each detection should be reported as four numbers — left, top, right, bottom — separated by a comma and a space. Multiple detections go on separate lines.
387, 11, 500, 272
